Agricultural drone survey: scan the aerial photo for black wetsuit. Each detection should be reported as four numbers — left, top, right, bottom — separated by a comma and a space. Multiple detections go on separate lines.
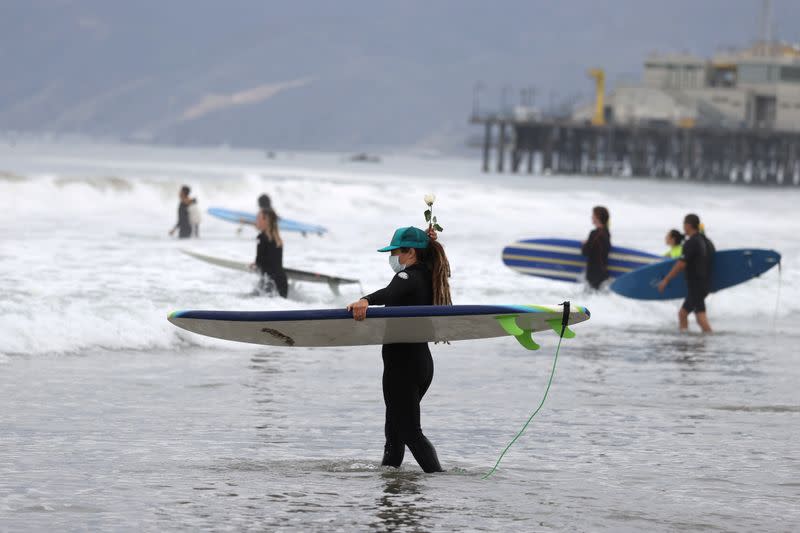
174, 202, 192, 239
681, 233, 715, 313
255, 233, 288, 298
363, 263, 442, 473
581, 228, 611, 289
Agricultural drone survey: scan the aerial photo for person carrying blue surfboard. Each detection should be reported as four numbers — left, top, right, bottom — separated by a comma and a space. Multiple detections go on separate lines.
664, 229, 684, 259
346, 222, 451, 473
581, 206, 611, 289
658, 214, 715, 333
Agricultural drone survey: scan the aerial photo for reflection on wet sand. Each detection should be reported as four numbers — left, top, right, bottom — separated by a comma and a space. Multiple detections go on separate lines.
247, 350, 289, 441
374, 471, 428, 531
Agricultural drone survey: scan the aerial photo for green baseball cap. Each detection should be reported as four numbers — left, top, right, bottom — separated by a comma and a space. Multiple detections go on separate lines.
377, 226, 430, 252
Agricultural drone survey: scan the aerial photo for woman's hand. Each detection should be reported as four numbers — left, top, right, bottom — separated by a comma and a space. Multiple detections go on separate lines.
347, 298, 369, 321
426, 226, 438, 241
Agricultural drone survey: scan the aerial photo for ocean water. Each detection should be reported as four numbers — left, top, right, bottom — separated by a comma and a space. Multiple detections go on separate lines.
1, 141, 798, 531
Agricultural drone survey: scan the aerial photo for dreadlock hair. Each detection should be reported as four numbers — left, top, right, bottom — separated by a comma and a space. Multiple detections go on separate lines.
400, 240, 452, 306
259, 207, 283, 247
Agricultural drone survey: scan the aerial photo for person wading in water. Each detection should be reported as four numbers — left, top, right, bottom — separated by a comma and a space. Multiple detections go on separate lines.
658, 213, 715, 333
252, 206, 288, 298
581, 205, 611, 289
347, 225, 451, 473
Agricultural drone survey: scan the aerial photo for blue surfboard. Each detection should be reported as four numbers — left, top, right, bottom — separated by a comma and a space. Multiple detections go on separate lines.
502, 238, 660, 283
610, 249, 781, 300
208, 207, 328, 235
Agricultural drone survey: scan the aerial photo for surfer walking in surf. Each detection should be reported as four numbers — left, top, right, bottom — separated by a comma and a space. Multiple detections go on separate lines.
581, 206, 611, 289
347, 196, 450, 473
658, 214, 715, 333
169, 185, 195, 239
252, 205, 288, 298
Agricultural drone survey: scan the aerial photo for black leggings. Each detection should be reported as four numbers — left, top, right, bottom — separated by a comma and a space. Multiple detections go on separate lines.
259, 272, 288, 298
381, 344, 442, 473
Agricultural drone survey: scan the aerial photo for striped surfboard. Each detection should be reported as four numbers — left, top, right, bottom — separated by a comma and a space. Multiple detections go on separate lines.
502, 238, 661, 283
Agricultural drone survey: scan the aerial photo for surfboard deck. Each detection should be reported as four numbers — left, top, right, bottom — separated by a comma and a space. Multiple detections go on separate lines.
180, 249, 360, 294
502, 238, 660, 283
168, 304, 591, 349
610, 248, 781, 300
207, 207, 328, 235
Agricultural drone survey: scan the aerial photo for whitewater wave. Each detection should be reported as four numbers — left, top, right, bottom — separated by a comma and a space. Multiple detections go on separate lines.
0, 144, 797, 357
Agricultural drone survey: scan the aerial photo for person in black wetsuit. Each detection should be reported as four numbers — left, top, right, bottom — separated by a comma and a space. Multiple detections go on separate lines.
346, 226, 452, 473
581, 205, 611, 289
658, 213, 715, 332
252, 207, 288, 298
169, 185, 193, 239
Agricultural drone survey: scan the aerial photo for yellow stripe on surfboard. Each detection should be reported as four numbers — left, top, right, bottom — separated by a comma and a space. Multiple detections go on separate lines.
502, 254, 585, 268
508, 242, 658, 265
503, 253, 636, 273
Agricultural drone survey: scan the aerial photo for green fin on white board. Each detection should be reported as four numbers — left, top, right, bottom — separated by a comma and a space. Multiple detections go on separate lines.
496, 315, 524, 335
547, 318, 575, 338
496, 315, 540, 351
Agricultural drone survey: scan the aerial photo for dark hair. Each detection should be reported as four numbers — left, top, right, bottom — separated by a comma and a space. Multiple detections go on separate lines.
258, 194, 271, 210
593, 206, 610, 228
668, 229, 684, 245
261, 207, 282, 247
684, 213, 700, 230
399, 241, 452, 306
180, 185, 191, 196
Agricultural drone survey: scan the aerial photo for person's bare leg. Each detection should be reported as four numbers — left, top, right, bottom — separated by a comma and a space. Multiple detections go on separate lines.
696, 312, 712, 333
679, 308, 689, 331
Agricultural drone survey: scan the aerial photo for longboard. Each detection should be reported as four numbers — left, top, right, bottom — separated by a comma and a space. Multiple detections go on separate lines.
208, 207, 328, 236
610, 248, 781, 300
180, 249, 360, 295
502, 238, 660, 283
168, 304, 591, 350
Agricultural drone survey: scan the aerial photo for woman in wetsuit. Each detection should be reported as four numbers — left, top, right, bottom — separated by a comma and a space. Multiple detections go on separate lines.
346, 226, 451, 473
581, 205, 611, 289
253, 207, 288, 298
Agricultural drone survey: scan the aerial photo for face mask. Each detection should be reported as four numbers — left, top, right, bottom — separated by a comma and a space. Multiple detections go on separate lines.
389, 255, 406, 273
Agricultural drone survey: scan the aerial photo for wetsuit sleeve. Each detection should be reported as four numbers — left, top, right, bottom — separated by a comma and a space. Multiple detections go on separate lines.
255, 236, 264, 268
581, 230, 597, 256
363, 273, 415, 306
680, 237, 697, 263
600, 231, 610, 263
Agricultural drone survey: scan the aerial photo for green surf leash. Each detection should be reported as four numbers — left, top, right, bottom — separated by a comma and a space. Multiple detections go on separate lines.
483, 301, 570, 479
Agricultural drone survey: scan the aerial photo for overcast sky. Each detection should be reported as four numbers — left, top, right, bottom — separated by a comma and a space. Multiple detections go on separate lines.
2, 0, 798, 151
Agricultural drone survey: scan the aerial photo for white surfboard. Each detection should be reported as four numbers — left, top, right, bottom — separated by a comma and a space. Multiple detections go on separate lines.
180, 249, 361, 294
168, 304, 591, 350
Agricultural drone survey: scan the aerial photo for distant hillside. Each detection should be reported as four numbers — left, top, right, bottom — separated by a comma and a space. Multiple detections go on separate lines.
1, 0, 795, 152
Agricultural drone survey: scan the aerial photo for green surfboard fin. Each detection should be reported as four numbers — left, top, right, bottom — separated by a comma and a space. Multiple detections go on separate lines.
547, 318, 575, 338
496, 315, 540, 351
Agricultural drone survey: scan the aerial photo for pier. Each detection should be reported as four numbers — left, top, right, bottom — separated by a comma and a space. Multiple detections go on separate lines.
472, 116, 800, 186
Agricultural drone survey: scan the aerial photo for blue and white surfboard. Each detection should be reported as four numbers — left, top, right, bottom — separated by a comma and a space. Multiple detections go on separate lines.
207, 207, 328, 235
502, 238, 659, 283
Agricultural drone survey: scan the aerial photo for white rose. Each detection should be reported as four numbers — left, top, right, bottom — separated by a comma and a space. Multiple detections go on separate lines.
424, 193, 436, 206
